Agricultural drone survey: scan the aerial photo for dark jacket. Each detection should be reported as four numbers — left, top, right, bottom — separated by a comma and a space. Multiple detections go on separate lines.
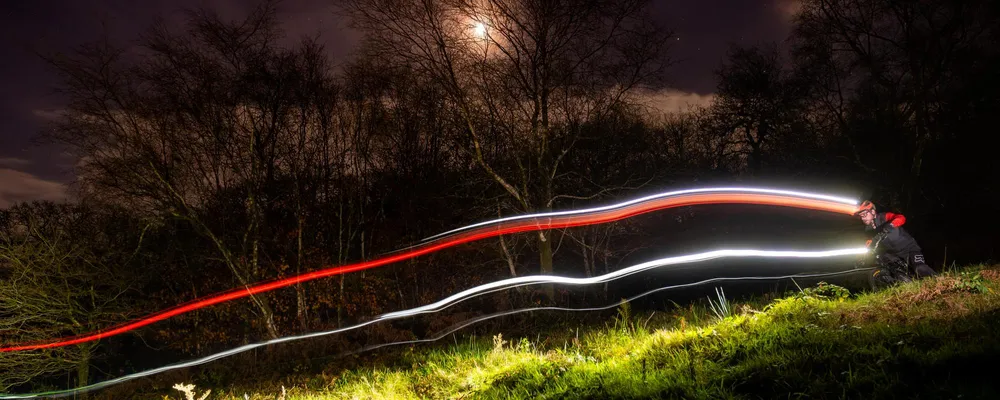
867, 212, 923, 263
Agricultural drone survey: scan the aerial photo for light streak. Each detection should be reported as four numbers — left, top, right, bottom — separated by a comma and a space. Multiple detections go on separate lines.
344, 267, 876, 359
380, 248, 867, 319
0, 187, 862, 352
419, 186, 858, 242
0, 248, 868, 399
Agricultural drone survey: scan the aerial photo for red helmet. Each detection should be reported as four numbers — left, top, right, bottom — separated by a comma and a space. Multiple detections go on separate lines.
854, 200, 876, 216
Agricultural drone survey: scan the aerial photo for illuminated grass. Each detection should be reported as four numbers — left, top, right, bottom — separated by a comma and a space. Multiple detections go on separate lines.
164, 265, 1000, 400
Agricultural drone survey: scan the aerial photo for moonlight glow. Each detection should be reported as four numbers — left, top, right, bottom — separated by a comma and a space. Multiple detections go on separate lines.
473, 21, 487, 38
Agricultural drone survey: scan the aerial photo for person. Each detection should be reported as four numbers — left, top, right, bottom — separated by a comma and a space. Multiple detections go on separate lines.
855, 200, 936, 280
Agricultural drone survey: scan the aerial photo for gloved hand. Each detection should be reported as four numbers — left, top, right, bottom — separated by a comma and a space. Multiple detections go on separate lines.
869, 223, 893, 250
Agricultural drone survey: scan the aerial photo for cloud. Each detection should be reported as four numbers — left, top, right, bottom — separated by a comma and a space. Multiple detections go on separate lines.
0, 168, 69, 209
776, 0, 803, 20
638, 89, 716, 115
32, 109, 67, 120
0, 157, 31, 168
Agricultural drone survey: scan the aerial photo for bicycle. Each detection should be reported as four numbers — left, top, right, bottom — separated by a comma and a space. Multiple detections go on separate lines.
855, 228, 918, 290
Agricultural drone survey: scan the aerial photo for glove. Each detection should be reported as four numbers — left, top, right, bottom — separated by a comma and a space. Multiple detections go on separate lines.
869, 223, 893, 250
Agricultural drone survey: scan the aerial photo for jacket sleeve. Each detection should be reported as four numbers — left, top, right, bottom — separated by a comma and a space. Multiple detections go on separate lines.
884, 212, 906, 227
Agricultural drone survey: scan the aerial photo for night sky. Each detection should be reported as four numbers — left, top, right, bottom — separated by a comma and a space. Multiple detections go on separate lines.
0, 0, 799, 208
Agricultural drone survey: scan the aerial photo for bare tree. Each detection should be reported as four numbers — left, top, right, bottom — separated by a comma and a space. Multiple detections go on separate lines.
647, 110, 736, 176
704, 44, 809, 175
276, 39, 342, 332
41, 1, 335, 338
0, 203, 137, 393
792, 0, 996, 208
343, 0, 671, 298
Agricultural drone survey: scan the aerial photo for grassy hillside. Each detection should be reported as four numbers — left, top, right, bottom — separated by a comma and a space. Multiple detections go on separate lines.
154, 265, 999, 400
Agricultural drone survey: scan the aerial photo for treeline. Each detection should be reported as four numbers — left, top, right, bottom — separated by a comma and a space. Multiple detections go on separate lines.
1, 0, 998, 391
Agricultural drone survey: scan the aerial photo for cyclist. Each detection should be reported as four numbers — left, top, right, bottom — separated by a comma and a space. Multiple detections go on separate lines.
855, 200, 936, 282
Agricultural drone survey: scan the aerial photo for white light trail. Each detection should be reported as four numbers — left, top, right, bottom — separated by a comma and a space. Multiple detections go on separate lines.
420, 187, 859, 242
0, 246, 866, 399
342, 267, 875, 358
383, 247, 867, 319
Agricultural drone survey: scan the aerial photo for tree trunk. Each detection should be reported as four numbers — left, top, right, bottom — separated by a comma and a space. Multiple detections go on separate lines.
500, 234, 518, 277
748, 124, 764, 174
602, 251, 611, 302
393, 266, 405, 309
252, 233, 280, 339
538, 231, 554, 301
498, 205, 518, 277
261, 300, 280, 339
904, 112, 930, 210
338, 274, 345, 327
337, 198, 345, 327
296, 214, 309, 332
360, 229, 366, 279
76, 345, 90, 400
904, 136, 927, 211
581, 233, 593, 278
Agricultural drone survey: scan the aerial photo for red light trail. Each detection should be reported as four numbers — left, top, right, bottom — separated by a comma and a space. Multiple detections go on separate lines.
0, 188, 860, 352
0, 266, 871, 399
